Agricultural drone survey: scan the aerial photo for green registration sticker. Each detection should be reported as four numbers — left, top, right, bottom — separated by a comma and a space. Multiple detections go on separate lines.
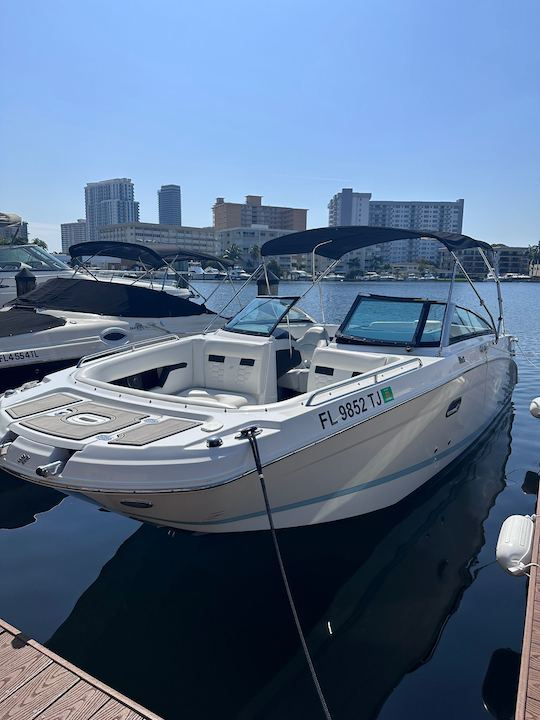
381, 386, 394, 403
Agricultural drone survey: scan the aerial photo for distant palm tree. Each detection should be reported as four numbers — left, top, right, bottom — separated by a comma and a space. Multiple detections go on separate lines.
222, 243, 243, 264
528, 242, 540, 265
249, 244, 261, 266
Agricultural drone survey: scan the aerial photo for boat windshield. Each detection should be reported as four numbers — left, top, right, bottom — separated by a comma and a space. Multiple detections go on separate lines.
336, 295, 447, 347
224, 296, 300, 336
0, 245, 70, 272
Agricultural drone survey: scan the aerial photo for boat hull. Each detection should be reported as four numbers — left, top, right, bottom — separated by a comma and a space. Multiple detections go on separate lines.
68, 356, 516, 532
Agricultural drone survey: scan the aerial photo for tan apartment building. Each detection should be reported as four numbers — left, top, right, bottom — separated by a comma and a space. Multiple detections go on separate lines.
213, 195, 307, 231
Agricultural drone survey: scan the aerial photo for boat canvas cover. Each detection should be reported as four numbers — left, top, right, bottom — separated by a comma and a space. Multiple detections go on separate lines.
69, 240, 232, 268
261, 226, 493, 259
69, 241, 166, 269
0, 308, 66, 337
10, 277, 211, 318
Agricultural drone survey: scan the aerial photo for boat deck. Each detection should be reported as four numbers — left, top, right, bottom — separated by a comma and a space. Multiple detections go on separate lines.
0, 617, 163, 720
516, 492, 540, 719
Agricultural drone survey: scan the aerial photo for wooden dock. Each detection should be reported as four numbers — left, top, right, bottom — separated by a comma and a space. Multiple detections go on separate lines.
516, 493, 540, 720
0, 617, 163, 720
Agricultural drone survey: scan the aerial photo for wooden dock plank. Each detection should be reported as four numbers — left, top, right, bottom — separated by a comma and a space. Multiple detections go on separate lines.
0, 644, 52, 704
0, 664, 78, 720
516, 491, 540, 720
527, 696, 540, 719
0, 618, 164, 720
36, 680, 110, 720
528, 667, 540, 702
91, 699, 143, 720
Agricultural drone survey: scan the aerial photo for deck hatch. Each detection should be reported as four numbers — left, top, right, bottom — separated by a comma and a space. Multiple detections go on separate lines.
108, 418, 202, 446
18, 401, 148, 439
5, 393, 81, 419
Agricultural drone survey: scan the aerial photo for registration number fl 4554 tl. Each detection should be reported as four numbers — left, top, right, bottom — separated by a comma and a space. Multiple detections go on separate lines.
318, 386, 394, 430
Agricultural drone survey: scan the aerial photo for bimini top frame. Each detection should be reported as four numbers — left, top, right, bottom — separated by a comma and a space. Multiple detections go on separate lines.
259, 225, 504, 337
68, 240, 234, 305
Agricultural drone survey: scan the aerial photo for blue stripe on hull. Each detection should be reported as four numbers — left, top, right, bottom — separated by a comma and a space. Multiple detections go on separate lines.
176, 401, 509, 527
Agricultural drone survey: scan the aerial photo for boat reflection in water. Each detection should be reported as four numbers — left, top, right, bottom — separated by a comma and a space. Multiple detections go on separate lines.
0, 472, 64, 530
47, 407, 514, 720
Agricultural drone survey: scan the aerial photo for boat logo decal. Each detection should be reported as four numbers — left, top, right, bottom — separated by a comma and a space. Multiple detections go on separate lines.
318, 386, 393, 430
16, 453, 30, 465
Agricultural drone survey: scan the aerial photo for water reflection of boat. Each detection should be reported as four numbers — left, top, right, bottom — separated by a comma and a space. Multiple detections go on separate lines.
47, 407, 513, 720
0, 471, 64, 530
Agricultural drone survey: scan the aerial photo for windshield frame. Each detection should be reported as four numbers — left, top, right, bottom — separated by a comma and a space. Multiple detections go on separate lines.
223, 295, 301, 337
0, 245, 70, 272
335, 294, 448, 348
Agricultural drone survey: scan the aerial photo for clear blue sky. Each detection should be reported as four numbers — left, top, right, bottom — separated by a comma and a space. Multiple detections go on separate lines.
2, 0, 539, 250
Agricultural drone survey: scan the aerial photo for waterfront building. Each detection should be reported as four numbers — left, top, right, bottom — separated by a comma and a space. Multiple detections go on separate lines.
492, 245, 530, 276
327, 189, 465, 271
85, 178, 139, 243
327, 190, 464, 271
328, 189, 371, 226
438, 244, 530, 279
61, 219, 87, 253
216, 225, 303, 275
213, 195, 307, 232
328, 189, 371, 273
158, 184, 182, 225
98, 222, 220, 256
369, 198, 464, 265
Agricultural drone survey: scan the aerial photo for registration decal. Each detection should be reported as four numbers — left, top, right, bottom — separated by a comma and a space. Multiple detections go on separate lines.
0, 350, 40, 364
318, 386, 394, 430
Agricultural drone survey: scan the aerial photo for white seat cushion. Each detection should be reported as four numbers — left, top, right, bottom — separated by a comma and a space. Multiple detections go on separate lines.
278, 368, 309, 394
186, 387, 256, 408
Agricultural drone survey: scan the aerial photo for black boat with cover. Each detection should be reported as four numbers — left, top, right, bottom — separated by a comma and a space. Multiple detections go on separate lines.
0, 241, 229, 391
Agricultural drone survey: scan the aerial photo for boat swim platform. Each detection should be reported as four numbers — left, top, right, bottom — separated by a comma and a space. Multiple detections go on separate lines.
516, 492, 540, 720
0, 617, 164, 720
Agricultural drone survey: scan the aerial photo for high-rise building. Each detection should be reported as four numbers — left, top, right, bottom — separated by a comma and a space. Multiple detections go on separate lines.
85, 178, 139, 243
213, 195, 307, 231
61, 219, 87, 253
327, 190, 465, 270
328, 189, 372, 272
158, 185, 182, 225
328, 189, 371, 226
369, 198, 464, 265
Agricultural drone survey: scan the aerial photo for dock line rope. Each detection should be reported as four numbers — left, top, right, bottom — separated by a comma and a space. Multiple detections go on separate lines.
515, 339, 540, 372
237, 426, 333, 720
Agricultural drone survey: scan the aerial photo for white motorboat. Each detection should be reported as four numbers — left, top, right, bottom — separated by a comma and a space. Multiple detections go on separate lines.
229, 266, 252, 282
0, 241, 229, 389
0, 226, 517, 533
0, 244, 73, 306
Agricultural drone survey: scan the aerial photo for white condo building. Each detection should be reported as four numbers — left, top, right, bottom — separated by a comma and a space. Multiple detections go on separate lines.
215, 226, 300, 274
369, 198, 464, 265
328, 189, 465, 270
85, 178, 140, 243
98, 223, 220, 257
60, 219, 87, 253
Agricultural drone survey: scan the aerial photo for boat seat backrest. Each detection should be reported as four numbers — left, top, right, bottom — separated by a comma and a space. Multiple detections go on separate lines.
294, 325, 329, 366
195, 337, 277, 404
307, 347, 400, 391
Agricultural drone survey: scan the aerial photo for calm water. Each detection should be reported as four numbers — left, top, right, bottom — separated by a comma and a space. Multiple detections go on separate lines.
0, 281, 538, 719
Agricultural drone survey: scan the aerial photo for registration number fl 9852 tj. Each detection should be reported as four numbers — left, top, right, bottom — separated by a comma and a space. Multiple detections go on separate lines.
318, 386, 394, 430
